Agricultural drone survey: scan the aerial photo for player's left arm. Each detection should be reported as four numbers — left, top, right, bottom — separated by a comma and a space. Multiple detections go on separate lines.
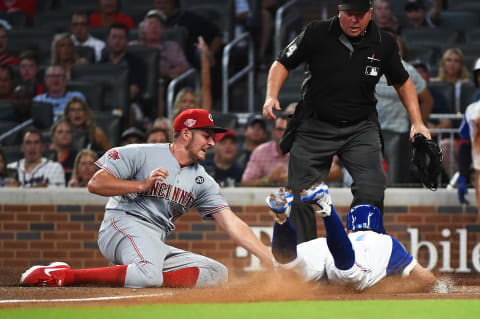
213, 209, 274, 267
367, 263, 436, 293
394, 78, 431, 139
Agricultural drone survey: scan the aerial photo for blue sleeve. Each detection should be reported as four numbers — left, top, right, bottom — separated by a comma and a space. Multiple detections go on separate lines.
386, 237, 413, 276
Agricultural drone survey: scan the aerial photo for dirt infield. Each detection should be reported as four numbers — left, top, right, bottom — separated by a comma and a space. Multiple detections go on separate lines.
1, 273, 480, 308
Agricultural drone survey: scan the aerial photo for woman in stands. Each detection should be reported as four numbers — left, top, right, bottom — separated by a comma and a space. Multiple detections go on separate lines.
67, 149, 98, 187
62, 97, 111, 153
50, 33, 88, 80
433, 48, 470, 85
48, 119, 78, 182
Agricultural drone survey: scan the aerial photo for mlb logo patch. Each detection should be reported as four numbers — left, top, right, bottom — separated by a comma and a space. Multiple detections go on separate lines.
365, 66, 379, 77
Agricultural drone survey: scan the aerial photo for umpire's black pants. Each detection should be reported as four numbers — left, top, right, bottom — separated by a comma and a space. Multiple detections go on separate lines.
286, 116, 386, 242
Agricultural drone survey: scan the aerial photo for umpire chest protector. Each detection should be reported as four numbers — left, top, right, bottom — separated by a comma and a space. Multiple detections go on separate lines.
277, 17, 408, 124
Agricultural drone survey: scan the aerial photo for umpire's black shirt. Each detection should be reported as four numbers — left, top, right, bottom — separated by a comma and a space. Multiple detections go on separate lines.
277, 16, 409, 124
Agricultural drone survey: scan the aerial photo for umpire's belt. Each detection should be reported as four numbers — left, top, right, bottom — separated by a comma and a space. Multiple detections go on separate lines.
311, 112, 369, 127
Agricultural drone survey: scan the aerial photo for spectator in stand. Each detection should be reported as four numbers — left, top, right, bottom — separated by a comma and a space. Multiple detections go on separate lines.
90, 0, 135, 30
0, 64, 13, 100
153, 0, 223, 69
10, 85, 33, 123
100, 23, 145, 125
375, 31, 433, 185
412, 61, 451, 135
146, 127, 169, 143
152, 116, 172, 138
18, 50, 44, 95
47, 119, 78, 182
402, 0, 442, 30
67, 149, 98, 187
373, 0, 399, 33
130, 10, 189, 81
0, 147, 17, 187
237, 113, 268, 168
33, 65, 86, 122
202, 128, 244, 187
0, 0, 36, 25
7, 127, 65, 187
120, 127, 145, 145
242, 114, 289, 186
0, 25, 17, 66
50, 33, 89, 80
433, 48, 471, 113
470, 58, 480, 103
63, 97, 111, 153
71, 11, 106, 63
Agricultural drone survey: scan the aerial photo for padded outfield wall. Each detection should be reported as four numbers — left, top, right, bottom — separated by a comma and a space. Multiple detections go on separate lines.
0, 188, 479, 284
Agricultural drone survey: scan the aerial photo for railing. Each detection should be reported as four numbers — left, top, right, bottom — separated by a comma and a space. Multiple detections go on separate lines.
274, 0, 298, 56
166, 68, 198, 121
0, 119, 33, 144
222, 32, 255, 113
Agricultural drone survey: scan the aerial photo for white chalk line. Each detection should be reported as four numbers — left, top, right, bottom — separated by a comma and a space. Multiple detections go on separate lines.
0, 293, 173, 304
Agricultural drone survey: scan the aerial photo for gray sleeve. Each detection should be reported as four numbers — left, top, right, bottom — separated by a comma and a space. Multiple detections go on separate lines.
193, 175, 230, 220
405, 63, 426, 94
95, 145, 145, 180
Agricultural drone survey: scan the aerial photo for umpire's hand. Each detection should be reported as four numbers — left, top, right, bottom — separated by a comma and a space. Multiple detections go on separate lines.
263, 96, 281, 120
410, 122, 431, 140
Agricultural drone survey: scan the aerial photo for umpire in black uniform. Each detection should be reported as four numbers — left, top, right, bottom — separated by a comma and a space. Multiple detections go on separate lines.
263, 0, 431, 242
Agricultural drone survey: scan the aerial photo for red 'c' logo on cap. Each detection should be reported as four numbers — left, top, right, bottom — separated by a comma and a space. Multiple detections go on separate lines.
184, 119, 197, 127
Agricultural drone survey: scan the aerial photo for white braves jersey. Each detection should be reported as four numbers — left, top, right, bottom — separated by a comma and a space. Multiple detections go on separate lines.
282, 231, 417, 291
96, 144, 229, 232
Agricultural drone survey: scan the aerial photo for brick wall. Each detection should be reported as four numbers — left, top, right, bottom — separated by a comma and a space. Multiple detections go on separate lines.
1, 188, 480, 285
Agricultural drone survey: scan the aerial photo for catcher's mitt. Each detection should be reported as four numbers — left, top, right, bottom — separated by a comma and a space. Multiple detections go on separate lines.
411, 133, 443, 191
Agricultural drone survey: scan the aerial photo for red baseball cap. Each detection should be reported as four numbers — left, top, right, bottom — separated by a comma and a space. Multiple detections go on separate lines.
215, 128, 237, 142
173, 109, 227, 133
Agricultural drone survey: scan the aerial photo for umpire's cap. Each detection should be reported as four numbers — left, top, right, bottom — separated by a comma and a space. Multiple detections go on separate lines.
174, 109, 227, 133
338, 0, 372, 12
347, 205, 385, 234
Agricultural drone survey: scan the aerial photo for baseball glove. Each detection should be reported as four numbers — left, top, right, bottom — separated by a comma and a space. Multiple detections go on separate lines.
411, 133, 443, 191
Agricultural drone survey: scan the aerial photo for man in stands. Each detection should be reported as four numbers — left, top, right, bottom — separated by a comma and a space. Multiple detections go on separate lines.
7, 127, 65, 188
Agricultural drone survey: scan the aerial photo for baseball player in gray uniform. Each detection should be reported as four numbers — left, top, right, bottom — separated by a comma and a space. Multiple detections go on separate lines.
21, 109, 273, 288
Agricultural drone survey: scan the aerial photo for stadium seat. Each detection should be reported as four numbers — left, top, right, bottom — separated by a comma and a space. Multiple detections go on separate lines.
439, 11, 479, 32
7, 30, 54, 65
90, 27, 109, 42
32, 102, 53, 129
126, 46, 159, 103
0, 11, 27, 28
166, 26, 189, 52
181, 0, 235, 41
33, 11, 71, 33
74, 46, 96, 64
0, 120, 20, 146
211, 112, 237, 129
460, 81, 477, 112
0, 101, 13, 122
403, 29, 458, 50
56, 0, 99, 12
407, 45, 436, 69
71, 64, 129, 116
121, 0, 153, 10
67, 80, 105, 111
93, 112, 122, 147
428, 81, 456, 113
464, 28, 480, 45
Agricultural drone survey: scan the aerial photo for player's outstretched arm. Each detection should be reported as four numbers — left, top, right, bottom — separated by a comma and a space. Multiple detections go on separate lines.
88, 168, 168, 196
213, 209, 274, 267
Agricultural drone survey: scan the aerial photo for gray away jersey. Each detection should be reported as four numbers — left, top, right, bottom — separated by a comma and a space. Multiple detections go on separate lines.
95, 144, 229, 232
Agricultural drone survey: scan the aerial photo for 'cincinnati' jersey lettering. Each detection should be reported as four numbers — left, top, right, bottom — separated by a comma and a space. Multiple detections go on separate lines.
140, 181, 195, 209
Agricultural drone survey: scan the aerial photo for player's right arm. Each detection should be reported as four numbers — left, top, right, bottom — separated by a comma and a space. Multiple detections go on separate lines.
88, 168, 168, 196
